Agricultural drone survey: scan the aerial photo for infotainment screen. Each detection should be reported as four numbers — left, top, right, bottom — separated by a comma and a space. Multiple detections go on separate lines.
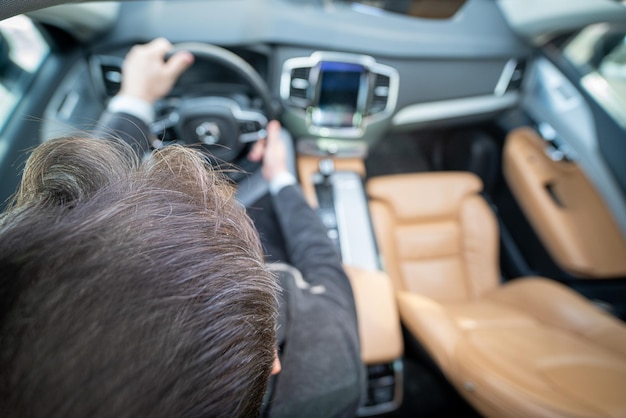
313, 61, 365, 128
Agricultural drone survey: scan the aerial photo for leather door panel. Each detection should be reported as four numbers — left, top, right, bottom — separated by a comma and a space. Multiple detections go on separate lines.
503, 127, 626, 278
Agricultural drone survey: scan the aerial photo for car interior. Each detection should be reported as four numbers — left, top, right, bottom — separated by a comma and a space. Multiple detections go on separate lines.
1, 0, 626, 416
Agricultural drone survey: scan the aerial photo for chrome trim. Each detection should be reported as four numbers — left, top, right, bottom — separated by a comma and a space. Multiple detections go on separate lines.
332, 171, 379, 271
296, 138, 369, 158
154, 96, 268, 144
239, 129, 267, 143
392, 92, 519, 127
281, 52, 399, 139
537, 121, 576, 162
357, 359, 404, 417
494, 58, 518, 96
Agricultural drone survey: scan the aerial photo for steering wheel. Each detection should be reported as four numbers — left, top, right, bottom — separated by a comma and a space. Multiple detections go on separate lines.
151, 42, 277, 177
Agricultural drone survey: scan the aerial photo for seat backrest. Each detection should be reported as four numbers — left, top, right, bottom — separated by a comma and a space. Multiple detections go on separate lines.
367, 172, 500, 303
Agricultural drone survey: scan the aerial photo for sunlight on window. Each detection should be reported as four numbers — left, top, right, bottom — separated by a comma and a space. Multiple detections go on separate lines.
1, 15, 48, 72
0, 15, 49, 132
564, 24, 626, 128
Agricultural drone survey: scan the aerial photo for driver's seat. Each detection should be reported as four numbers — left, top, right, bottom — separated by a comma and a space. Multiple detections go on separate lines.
367, 171, 626, 418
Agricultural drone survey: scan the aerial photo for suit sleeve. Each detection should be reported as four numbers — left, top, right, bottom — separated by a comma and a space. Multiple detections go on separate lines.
268, 185, 365, 418
271, 184, 356, 308
96, 111, 154, 156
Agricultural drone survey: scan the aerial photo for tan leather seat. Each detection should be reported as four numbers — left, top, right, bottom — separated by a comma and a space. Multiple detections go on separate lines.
367, 172, 626, 418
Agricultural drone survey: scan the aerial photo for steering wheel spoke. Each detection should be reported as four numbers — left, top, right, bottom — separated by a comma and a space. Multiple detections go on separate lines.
239, 128, 267, 144
152, 42, 277, 180
151, 112, 180, 136
236, 111, 268, 144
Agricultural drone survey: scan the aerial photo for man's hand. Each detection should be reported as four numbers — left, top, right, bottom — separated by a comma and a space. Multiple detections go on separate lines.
119, 38, 194, 104
248, 120, 289, 182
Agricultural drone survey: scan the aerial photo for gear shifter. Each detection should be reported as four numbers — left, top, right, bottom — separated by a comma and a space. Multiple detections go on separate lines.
319, 157, 334, 175
316, 157, 335, 209
314, 157, 339, 247
318, 157, 335, 187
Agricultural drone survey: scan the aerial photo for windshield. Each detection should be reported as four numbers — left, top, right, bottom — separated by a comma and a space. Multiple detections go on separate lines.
337, 0, 466, 19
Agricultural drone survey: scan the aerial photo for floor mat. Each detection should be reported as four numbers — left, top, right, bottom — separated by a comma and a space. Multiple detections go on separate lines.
385, 357, 483, 418
365, 131, 439, 179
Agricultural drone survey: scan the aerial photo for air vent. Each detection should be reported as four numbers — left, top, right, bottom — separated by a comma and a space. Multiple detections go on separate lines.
100, 63, 122, 96
91, 56, 124, 98
507, 60, 526, 92
495, 59, 526, 96
289, 67, 311, 106
369, 73, 390, 114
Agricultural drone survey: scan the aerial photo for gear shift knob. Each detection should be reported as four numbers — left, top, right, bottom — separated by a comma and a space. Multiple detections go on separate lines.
319, 158, 335, 186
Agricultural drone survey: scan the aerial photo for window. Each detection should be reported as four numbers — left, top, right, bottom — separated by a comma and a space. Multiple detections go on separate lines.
563, 24, 626, 128
0, 15, 49, 131
339, 0, 466, 19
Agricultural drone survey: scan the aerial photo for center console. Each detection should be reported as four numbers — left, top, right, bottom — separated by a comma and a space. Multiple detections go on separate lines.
317, 169, 380, 271
313, 61, 367, 130
285, 50, 404, 416
281, 52, 399, 156
297, 154, 404, 416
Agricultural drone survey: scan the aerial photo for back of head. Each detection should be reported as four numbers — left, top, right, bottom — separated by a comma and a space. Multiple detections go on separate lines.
0, 138, 278, 417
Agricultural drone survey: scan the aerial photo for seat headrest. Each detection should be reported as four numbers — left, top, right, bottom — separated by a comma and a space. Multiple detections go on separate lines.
367, 172, 483, 221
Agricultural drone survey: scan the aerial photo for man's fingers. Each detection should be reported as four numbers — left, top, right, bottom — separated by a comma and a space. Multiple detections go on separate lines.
165, 51, 195, 78
149, 37, 173, 54
266, 120, 281, 139
247, 139, 266, 162
265, 120, 282, 148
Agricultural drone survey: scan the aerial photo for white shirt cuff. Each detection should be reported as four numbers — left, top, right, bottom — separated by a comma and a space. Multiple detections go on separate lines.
108, 95, 155, 124
269, 172, 297, 196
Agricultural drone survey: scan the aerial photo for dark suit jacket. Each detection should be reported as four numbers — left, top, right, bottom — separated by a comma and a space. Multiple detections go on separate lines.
98, 110, 364, 418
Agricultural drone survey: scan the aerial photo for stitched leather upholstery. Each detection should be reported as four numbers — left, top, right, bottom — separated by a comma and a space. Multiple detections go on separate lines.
344, 265, 403, 364
367, 172, 626, 418
368, 172, 499, 302
503, 127, 626, 278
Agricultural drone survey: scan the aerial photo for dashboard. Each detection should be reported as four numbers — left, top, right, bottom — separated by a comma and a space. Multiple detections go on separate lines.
280, 52, 399, 147
40, 0, 530, 157
6, 0, 626, 278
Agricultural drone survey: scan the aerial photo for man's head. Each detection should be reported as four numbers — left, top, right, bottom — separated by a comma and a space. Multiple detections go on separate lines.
0, 137, 278, 417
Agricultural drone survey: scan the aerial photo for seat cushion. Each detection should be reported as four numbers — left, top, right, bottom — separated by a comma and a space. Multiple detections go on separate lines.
398, 278, 626, 418
368, 172, 500, 302
456, 325, 626, 418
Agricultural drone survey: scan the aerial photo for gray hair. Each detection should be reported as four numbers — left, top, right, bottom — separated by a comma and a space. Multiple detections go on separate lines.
0, 137, 278, 417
